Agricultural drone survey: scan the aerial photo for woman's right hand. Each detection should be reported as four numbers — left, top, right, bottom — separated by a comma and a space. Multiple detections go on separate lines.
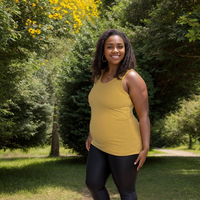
85, 133, 92, 151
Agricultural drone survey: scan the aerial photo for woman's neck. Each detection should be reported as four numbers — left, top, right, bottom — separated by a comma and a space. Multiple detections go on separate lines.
107, 65, 118, 74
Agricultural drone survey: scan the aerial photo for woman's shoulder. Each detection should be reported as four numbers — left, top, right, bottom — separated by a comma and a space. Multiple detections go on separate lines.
125, 69, 146, 89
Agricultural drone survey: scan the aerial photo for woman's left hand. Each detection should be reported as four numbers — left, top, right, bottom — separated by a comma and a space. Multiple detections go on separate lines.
134, 149, 148, 171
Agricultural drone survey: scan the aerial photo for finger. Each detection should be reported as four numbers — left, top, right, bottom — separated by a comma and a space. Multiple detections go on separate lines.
134, 156, 140, 165
137, 161, 143, 171
137, 164, 143, 171
86, 141, 89, 151
87, 145, 90, 151
87, 143, 90, 151
86, 142, 91, 151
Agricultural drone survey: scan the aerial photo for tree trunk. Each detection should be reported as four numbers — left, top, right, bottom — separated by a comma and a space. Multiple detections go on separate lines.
50, 106, 60, 156
188, 135, 192, 149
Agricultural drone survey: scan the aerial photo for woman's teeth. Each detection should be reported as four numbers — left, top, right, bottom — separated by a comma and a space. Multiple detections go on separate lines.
111, 56, 119, 59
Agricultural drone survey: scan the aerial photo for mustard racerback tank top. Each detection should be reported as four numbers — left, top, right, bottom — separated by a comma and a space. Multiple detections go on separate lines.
88, 69, 142, 156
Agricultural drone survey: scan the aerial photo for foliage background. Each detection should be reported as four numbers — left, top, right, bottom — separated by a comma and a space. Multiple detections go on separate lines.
0, 0, 100, 151
0, 0, 200, 154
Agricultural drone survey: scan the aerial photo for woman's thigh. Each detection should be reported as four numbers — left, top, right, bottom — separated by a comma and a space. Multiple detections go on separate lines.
86, 145, 111, 189
108, 154, 138, 192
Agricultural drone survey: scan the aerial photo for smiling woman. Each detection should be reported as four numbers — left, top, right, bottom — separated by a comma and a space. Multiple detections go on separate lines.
91, 29, 136, 82
85, 29, 150, 200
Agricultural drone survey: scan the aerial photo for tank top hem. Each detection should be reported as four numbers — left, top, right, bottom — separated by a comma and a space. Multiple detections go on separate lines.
91, 141, 142, 156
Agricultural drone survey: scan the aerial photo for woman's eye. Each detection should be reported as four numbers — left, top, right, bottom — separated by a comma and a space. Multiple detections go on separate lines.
107, 45, 123, 49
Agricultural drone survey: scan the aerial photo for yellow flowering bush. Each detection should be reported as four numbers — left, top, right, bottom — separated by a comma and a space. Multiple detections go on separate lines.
48, 0, 100, 33
7, 0, 101, 39
35, 29, 41, 34
0, 0, 101, 46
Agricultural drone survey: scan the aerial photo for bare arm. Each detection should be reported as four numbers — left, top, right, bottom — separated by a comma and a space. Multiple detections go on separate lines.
125, 70, 150, 170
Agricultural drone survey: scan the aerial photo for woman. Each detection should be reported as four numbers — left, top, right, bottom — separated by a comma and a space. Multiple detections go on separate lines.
85, 29, 150, 200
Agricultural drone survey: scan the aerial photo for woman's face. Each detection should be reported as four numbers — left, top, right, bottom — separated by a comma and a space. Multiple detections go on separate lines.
103, 35, 125, 67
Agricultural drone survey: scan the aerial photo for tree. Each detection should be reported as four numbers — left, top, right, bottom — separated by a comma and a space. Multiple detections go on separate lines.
0, 0, 100, 152
0, 0, 100, 107
178, 101, 200, 149
0, 56, 53, 150
50, 104, 60, 156
110, 0, 200, 122
110, 0, 160, 27
151, 97, 200, 149
177, 9, 200, 42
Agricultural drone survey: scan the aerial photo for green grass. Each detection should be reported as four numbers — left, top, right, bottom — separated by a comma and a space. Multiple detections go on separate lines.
0, 146, 75, 158
0, 147, 166, 158
0, 156, 86, 200
166, 143, 200, 154
136, 157, 200, 200
147, 149, 166, 156
0, 147, 200, 200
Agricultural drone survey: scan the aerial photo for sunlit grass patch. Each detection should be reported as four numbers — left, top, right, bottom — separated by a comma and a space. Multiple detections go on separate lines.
0, 146, 76, 158
0, 148, 200, 200
147, 149, 167, 156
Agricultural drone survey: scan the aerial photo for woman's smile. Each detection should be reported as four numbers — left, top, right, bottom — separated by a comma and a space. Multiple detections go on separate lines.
111, 55, 120, 59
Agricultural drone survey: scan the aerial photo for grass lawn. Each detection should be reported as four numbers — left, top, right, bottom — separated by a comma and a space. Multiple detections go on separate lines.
0, 146, 75, 158
0, 147, 200, 200
166, 143, 200, 154
147, 149, 167, 156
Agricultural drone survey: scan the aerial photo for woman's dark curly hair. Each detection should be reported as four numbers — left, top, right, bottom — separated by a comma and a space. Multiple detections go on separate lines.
91, 29, 136, 82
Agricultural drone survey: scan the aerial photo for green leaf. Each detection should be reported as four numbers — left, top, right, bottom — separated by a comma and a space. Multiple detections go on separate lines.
188, 29, 195, 34
189, 37, 194, 42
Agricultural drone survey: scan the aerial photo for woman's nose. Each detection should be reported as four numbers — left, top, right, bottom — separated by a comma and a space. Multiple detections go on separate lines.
113, 47, 119, 52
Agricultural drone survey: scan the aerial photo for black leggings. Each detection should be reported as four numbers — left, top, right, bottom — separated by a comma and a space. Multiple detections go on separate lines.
86, 144, 139, 200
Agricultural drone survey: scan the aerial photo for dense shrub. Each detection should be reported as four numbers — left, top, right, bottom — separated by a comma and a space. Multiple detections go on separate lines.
0, 55, 54, 150
59, 24, 95, 156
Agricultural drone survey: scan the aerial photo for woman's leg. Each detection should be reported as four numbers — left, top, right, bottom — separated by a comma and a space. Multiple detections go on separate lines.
108, 154, 139, 200
86, 145, 111, 200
